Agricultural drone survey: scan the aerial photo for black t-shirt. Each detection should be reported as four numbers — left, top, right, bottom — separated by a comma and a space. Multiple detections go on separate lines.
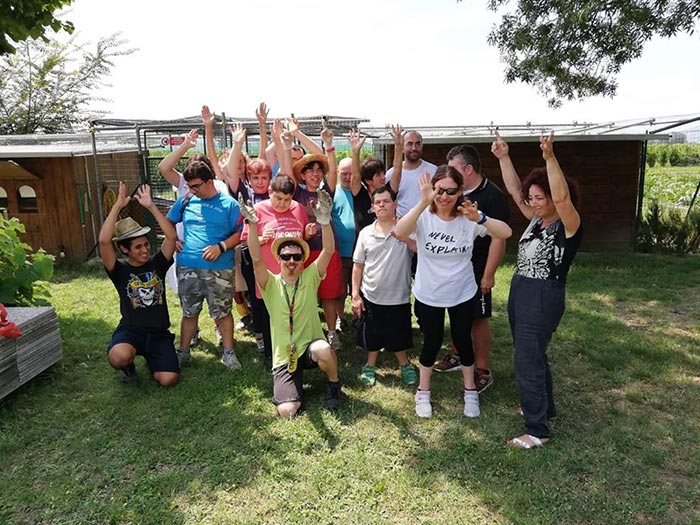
106, 251, 173, 331
516, 218, 583, 284
464, 176, 510, 273
353, 185, 376, 235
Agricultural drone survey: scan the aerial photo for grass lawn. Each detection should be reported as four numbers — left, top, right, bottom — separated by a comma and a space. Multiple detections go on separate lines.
1, 253, 700, 525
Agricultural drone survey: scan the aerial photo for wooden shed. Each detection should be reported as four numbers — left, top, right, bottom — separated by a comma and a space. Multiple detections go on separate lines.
370, 124, 671, 251
0, 134, 142, 262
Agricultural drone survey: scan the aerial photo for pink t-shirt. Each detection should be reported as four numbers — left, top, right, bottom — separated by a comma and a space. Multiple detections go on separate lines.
242, 200, 308, 297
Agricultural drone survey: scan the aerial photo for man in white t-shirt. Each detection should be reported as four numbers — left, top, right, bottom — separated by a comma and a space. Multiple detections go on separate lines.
386, 130, 438, 218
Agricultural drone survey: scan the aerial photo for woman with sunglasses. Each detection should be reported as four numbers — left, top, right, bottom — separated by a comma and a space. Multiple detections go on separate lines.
491, 131, 582, 449
395, 166, 511, 418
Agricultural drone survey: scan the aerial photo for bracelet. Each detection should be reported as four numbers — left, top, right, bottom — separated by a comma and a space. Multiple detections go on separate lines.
218, 241, 227, 252
477, 211, 488, 225
326, 146, 336, 153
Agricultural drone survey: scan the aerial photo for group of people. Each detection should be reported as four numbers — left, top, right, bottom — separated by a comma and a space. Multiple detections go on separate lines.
99, 103, 583, 449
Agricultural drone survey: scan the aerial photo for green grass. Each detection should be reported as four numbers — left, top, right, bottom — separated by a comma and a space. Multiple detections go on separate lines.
2, 254, 700, 524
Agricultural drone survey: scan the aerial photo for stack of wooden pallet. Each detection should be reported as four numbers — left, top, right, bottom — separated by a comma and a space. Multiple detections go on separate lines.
0, 307, 62, 401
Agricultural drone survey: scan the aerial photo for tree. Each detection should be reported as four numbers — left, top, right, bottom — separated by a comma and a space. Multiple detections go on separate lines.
0, 33, 134, 134
0, 0, 75, 55
483, 0, 700, 107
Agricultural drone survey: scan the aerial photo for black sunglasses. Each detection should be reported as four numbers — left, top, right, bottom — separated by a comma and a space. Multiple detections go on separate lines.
279, 253, 303, 262
434, 187, 460, 196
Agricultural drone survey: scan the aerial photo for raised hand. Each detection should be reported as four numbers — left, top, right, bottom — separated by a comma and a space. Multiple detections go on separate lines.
280, 130, 294, 150
540, 131, 555, 160
256, 102, 268, 125
348, 128, 366, 154
237, 193, 258, 223
201, 105, 215, 129
229, 123, 246, 146
312, 190, 333, 225
320, 123, 333, 149
272, 118, 284, 139
134, 184, 153, 209
390, 123, 404, 148
116, 181, 131, 209
185, 129, 198, 149
491, 130, 509, 159
285, 117, 300, 134
418, 172, 437, 204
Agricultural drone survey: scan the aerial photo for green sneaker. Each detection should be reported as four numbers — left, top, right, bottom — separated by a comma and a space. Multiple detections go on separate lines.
400, 364, 418, 386
360, 364, 377, 387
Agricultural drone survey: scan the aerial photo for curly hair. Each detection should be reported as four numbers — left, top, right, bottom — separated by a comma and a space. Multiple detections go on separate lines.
520, 167, 580, 209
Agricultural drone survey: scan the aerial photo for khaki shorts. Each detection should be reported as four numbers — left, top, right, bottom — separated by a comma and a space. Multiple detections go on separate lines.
177, 266, 234, 319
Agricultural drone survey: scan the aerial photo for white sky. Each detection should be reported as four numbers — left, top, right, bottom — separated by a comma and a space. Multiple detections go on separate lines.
62, 0, 700, 127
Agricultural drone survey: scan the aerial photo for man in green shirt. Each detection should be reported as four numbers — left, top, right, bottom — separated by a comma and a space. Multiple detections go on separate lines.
241, 191, 341, 417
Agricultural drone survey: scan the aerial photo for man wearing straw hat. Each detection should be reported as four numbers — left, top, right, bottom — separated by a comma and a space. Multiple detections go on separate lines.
240, 190, 342, 417
99, 182, 179, 387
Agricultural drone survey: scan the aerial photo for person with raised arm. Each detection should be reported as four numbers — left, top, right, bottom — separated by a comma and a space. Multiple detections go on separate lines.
99, 183, 179, 387
394, 167, 511, 419
241, 191, 342, 417
492, 130, 582, 449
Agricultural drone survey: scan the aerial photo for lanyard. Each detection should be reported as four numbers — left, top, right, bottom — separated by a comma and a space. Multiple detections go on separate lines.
281, 277, 300, 343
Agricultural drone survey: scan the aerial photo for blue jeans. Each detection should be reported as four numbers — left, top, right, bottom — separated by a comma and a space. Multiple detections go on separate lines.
508, 274, 566, 438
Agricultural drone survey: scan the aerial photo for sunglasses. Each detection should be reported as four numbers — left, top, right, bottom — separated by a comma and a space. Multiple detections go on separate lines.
434, 187, 460, 196
279, 253, 303, 262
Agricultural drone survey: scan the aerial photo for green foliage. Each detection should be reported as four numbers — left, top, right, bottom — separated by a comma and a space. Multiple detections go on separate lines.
636, 200, 700, 254
645, 149, 657, 167
0, 215, 54, 305
0, 32, 134, 134
644, 166, 700, 207
0, 0, 74, 55
647, 144, 700, 168
484, 0, 700, 107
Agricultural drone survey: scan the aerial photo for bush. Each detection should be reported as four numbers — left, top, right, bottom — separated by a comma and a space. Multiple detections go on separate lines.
0, 215, 54, 306
646, 149, 657, 167
636, 200, 700, 254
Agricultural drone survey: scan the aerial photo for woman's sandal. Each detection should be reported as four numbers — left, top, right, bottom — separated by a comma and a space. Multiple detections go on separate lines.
508, 434, 549, 449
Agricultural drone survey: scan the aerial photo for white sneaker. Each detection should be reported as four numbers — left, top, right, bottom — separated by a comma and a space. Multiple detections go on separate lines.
328, 330, 341, 351
464, 390, 480, 418
415, 390, 432, 418
221, 349, 242, 370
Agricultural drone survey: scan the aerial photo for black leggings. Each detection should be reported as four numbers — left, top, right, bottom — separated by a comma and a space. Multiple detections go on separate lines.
414, 297, 476, 368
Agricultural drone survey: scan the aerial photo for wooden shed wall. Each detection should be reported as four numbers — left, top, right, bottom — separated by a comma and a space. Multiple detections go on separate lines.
389, 140, 642, 251
6, 152, 142, 262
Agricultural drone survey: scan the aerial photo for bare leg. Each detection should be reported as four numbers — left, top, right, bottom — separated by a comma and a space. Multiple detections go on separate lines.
395, 350, 410, 366
179, 315, 199, 350
418, 363, 433, 391
215, 313, 234, 349
366, 350, 380, 367
108, 343, 136, 369
472, 317, 492, 370
310, 340, 338, 382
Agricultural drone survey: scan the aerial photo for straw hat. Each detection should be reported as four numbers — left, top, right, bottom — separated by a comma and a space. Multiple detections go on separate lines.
293, 154, 329, 180
271, 235, 310, 263
112, 217, 151, 242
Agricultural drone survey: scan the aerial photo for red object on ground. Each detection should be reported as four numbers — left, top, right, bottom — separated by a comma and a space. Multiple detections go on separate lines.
0, 303, 22, 339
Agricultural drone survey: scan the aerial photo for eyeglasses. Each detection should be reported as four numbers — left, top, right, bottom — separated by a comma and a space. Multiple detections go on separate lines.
279, 253, 303, 262
434, 187, 460, 196
186, 180, 207, 191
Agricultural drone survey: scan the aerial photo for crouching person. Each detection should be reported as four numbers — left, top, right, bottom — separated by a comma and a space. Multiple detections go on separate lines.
99, 182, 179, 387
241, 190, 342, 417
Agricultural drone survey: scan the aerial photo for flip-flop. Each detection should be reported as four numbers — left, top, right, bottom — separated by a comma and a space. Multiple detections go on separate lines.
516, 406, 557, 421
508, 434, 549, 449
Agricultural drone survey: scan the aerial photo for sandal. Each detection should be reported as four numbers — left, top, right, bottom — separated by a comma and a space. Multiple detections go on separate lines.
508, 434, 549, 449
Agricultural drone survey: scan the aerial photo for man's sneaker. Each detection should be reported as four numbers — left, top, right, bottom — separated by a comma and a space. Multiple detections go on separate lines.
118, 364, 140, 385
464, 390, 480, 418
189, 329, 200, 347
325, 381, 342, 411
221, 349, 242, 370
475, 368, 493, 393
235, 315, 252, 331
433, 353, 461, 373
415, 390, 432, 418
328, 330, 341, 351
400, 364, 418, 386
215, 326, 223, 346
254, 333, 266, 354
360, 364, 377, 387
176, 348, 191, 365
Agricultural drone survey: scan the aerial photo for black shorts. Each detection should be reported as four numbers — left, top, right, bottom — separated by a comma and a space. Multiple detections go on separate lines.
107, 325, 180, 374
356, 297, 413, 353
272, 341, 321, 405
472, 259, 492, 319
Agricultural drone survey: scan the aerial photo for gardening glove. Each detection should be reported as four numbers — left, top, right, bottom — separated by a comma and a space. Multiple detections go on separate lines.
313, 190, 333, 226
238, 193, 258, 224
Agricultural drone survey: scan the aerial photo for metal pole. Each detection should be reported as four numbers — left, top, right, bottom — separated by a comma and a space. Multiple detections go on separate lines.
89, 126, 104, 225
135, 125, 148, 184
634, 139, 648, 251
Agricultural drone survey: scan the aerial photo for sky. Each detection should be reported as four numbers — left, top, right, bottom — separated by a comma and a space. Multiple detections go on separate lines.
61, 0, 700, 128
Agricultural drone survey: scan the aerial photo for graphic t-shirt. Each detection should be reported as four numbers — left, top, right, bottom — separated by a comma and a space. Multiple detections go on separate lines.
516, 217, 583, 283
413, 210, 486, 307
106, 251, 173, 331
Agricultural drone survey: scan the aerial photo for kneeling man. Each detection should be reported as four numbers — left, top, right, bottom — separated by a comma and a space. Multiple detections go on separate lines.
242, 191, 341, 417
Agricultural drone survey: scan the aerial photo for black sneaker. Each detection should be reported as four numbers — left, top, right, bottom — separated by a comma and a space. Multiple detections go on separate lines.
475, 368, 493, 393
324, 381, 342, 411
118, 364, 140, 386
